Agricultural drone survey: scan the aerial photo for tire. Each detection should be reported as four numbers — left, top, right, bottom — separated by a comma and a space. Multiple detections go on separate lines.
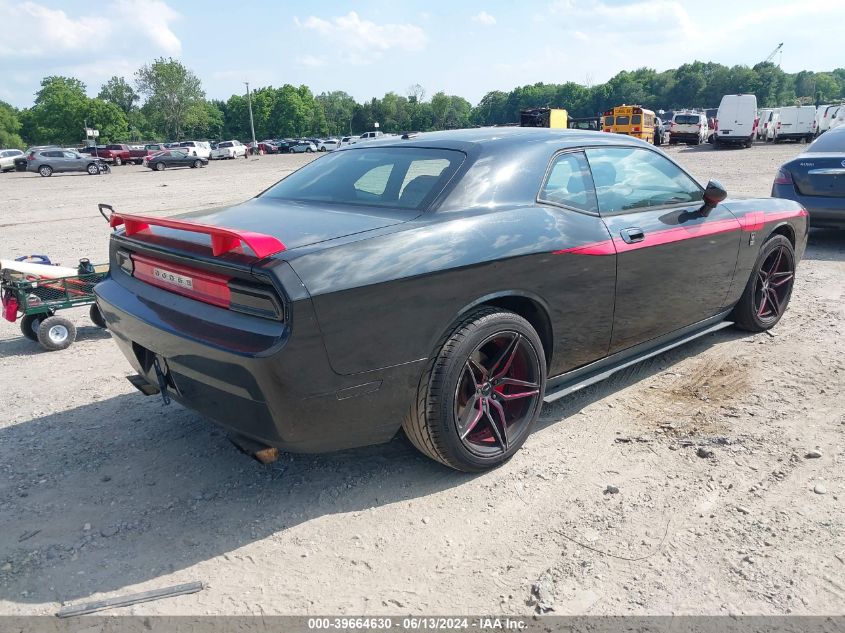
154, 161, 165, 171
87, 163, 99, 175
306, 147, 314, 153
20, 314, 43, 341
39, 165, 53, 177
89, 303, 107, 329
731, 234, 796, 333
403, 308, 546, 472
114, 156, 122, 166
193, 159, 202, 168
37, 315, 76, 351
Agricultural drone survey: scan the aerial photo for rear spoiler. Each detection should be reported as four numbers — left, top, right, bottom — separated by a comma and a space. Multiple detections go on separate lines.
105, 209, 286, 258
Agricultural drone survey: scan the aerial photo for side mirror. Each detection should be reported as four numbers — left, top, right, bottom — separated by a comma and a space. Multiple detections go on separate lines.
701, 179, 727, 213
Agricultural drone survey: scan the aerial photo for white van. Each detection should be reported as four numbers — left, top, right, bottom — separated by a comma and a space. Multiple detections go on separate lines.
757, 109, 773, 140
773, 105, 816, 142
715, 94, 758, 148
815, 105, 835, 136
764, 110, 780, 142
830, 106, 845, 131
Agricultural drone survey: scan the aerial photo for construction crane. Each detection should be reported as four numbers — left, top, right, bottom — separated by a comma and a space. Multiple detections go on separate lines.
762, 43, 783, 66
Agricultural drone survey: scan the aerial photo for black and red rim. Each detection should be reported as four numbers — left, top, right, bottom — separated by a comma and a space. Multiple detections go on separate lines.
453, 331, 541, 456
753, 244, 794, 323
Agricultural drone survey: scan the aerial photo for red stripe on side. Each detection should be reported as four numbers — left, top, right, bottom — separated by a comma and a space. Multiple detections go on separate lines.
553, 240, 616, 256
553, 208, 806, 257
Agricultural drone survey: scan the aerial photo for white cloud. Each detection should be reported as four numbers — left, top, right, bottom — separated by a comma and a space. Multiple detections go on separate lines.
296, 54, 327, 68
472, 11, 497, 26
298, 11, 426, 64
0, 0, 181, 58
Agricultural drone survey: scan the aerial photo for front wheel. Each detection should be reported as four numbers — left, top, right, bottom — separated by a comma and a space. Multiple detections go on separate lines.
731, 234, 796, 332
403, 308, 546, 472
87, 163, 99, 175
37, 315, 76, 351
193, 159, 202, 168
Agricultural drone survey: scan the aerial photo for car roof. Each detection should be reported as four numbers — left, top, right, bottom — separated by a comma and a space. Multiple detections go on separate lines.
350, 126, 644, 152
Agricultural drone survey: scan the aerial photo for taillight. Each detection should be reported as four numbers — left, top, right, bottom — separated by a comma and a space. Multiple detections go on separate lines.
777, 122, 781, 129
27, 154, 35, 160
131, 253, 231, 308
774, 168, 793, 185
633, 126, 640, 132
714, 119, 719, 131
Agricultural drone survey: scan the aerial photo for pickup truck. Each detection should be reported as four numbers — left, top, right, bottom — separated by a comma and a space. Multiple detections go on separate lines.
98, 144, 134, 166
126, 144, 167, 164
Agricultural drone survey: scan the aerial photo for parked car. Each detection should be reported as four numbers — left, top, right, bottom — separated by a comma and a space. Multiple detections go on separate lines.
317, 138, 340, 152
99, 144, 133, 165
211, 140, 248, 160
669, 111, 708, 145
178, 141, 212, 159
287, 140, 317, 153
95, 128, 807, 472
772, 126, 845, 227
0, 149, 24, 172
26, 148, 108, 177
339, 136, 354, 147
144, 149, 208, 171
79, 145, 107, 156
14, 146, 55, 171
814, 105, 834, 137
714, 94, 758, 148
772, 106, 816, 143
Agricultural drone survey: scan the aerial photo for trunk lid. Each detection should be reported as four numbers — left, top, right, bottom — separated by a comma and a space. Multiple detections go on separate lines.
790, 154, 845, 198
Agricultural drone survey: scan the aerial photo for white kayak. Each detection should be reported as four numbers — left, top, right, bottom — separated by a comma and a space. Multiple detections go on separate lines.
0, 259, 79, 279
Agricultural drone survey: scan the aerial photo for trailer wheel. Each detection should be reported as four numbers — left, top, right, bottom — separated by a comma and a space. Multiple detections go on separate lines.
37, 316, 76, 351
20, 314, 43, 341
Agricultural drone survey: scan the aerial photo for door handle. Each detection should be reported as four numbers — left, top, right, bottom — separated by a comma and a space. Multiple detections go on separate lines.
620, 227, 645, 244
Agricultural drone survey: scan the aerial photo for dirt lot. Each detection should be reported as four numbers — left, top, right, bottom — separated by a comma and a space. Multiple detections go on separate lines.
0, 142, 843, 616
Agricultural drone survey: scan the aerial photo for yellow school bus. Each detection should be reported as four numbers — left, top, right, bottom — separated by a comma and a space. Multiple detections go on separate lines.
520, 107, 568, 129
602, 105, 655, 143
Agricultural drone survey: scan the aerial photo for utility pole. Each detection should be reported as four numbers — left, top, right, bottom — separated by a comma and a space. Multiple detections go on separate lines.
245, 81, 257, 155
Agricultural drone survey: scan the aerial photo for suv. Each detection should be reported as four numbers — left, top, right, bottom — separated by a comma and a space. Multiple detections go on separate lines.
211, 140, 247, 160
26, 148, 106, 177
669, 112, 708, 145
0, 149, 24, 172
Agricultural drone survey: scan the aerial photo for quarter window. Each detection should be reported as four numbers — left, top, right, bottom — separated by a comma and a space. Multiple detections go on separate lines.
539, 152, 597, 213
585, 147, 703, 214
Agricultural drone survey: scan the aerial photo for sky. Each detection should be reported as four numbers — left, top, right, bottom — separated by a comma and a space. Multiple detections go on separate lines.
0, 0, 842, 109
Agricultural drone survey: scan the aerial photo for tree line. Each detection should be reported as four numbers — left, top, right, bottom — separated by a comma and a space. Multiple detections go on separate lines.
1, 57, 844, 148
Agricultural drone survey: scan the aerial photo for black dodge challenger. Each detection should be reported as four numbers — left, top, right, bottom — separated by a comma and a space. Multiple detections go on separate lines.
94, 128, 808, 471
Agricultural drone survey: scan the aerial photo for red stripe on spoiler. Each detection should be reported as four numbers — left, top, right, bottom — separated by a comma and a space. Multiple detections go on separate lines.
109, 212, 286, 258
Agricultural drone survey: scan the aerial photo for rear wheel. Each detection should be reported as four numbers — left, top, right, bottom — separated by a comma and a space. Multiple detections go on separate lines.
37, 315, 76, 351
732, 234, 796, 332
114, 156, 122, 166
39, 165, 53, 177
403, 308, 546, 472
20, 314, 43, 341
89, 304, 107, 328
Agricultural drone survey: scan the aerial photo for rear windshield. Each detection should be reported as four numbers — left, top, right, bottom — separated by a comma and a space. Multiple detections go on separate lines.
674, 115, 699, 125
808, 130, 845, 153
615, 116, 630, 125
261, 147, 464, 211
218, 141, 232, 148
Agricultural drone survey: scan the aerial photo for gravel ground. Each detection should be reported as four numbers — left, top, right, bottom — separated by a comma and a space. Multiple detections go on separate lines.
0, 142, 843, 616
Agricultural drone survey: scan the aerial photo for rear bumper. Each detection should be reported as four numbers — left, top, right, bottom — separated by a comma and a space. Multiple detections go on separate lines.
715, 134, 752, 145
94, 269, 421, 453
669, 132, 702, 142
772, 184, 845, 227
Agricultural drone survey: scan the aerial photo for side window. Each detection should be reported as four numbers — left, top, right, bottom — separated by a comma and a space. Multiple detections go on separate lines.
585, 147, 703, 214
538, 152, 598, 213
354, 164, 393, 197
63, 151, 77, 159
